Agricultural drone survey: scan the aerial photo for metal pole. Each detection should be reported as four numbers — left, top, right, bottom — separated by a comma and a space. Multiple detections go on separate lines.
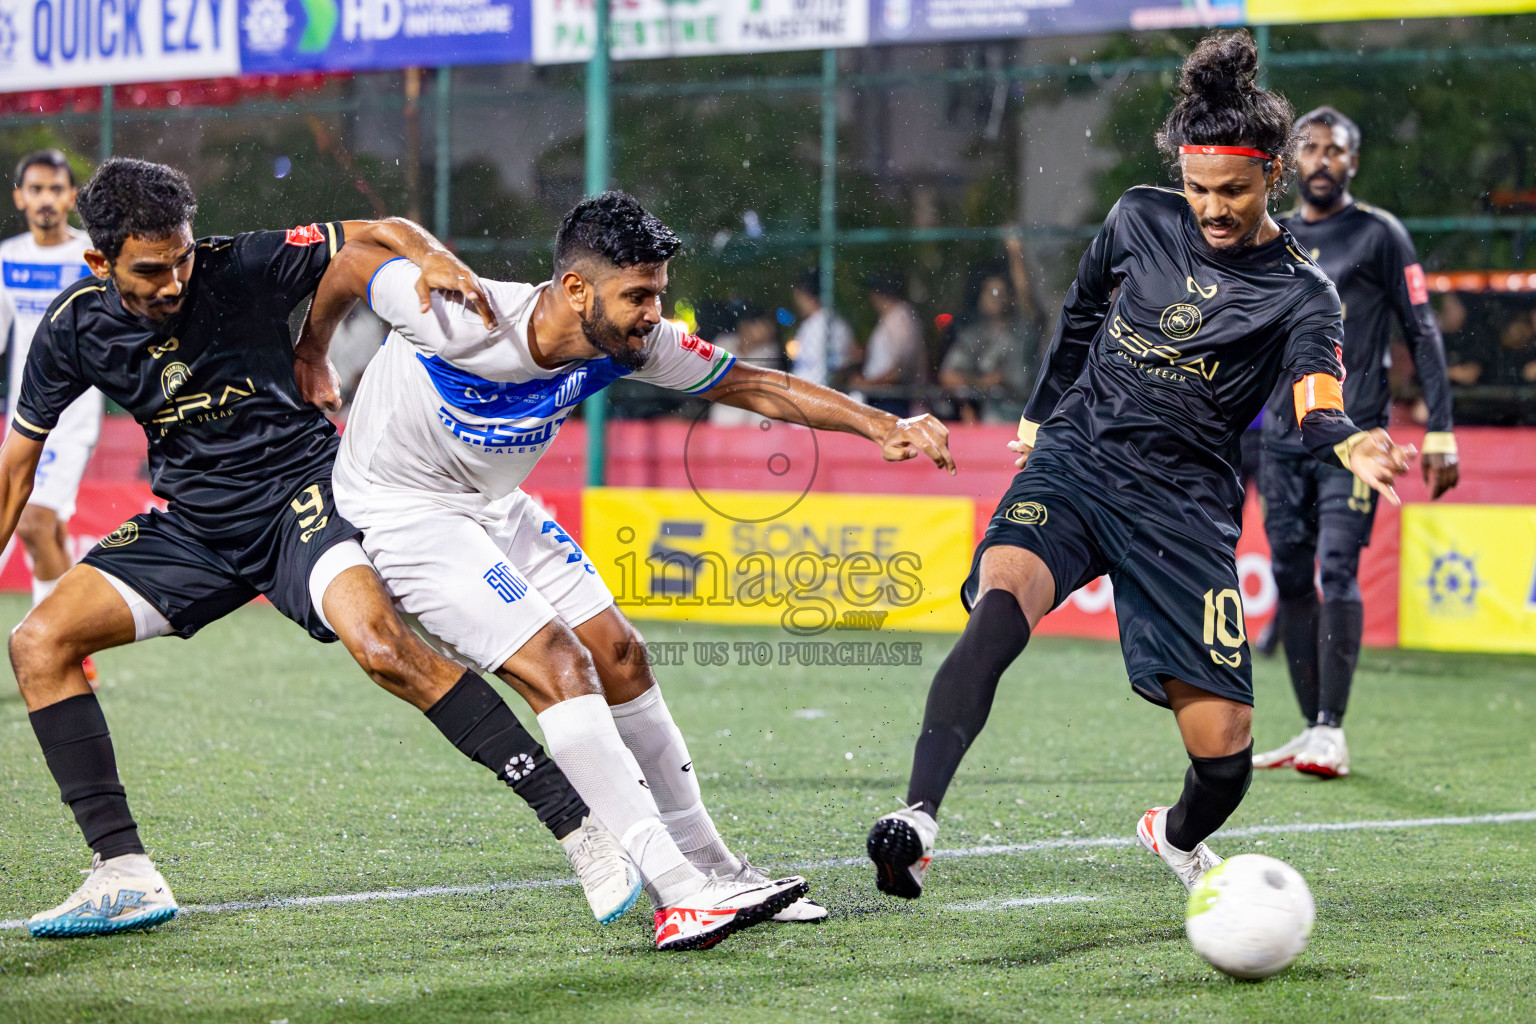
434, 67, 452, 240
583, 0, 612, 487
818, 49, 837, 334
1254, 24, 1271, 89
99, 85, 113, 162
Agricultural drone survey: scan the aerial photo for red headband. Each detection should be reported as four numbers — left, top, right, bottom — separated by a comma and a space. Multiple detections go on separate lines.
1180, 145, 1274, 161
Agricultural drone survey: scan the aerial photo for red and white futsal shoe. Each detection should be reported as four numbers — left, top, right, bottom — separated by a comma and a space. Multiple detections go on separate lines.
1293, 725, 1350, 779
1252, 727, 1313, 769
1137, 806, 1223, 893
653, 874, 809, 951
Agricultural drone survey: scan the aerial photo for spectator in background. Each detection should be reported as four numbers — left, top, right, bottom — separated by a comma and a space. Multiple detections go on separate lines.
709, 304, 785, 427
851, 272, 927, 417
1439, 293, 1536, 386
938, 237, 1044, 423
788, 269, 856, 388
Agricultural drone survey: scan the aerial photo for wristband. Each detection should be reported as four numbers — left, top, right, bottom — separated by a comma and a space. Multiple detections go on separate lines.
1333, 431, 1373, 470
1017, 418, 1040, 447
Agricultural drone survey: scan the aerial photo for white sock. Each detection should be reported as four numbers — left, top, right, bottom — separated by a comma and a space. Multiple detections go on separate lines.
610, 684, 741, 875
32, 574, 60, 608
536, 694, 704, 906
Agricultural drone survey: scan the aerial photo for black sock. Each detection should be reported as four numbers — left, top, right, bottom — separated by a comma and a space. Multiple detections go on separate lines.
1165, 744, 1253, 852
907, 590, 1030, 817
425, 671, 587, 840
1277, 594, 1320, 725
29, 693, 145, 860
1317, 600, 1364, 728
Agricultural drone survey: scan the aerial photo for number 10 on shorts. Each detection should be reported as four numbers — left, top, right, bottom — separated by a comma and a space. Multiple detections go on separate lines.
1203, 588, 1245, 667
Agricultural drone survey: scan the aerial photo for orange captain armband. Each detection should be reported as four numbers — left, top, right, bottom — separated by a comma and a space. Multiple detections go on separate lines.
1293, 373, 1344, 424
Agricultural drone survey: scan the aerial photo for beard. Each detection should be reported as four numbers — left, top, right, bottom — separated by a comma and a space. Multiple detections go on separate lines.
580, 294, 649, 372
1301, 169, 1348, 209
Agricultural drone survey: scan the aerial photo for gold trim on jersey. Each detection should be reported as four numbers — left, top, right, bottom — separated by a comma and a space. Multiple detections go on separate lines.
48, 285, 106, 322
11, 413, 50, 436
1334, 430, 1372, 469
325, 222, 339, 257
1017, 418, 1039, 447
1285, 244, 1312, 265
1422, 431, 1458, 456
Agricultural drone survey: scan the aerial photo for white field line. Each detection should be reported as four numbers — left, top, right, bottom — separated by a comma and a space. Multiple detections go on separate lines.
944, 895, 1099, 912
4, 808, 1534, 931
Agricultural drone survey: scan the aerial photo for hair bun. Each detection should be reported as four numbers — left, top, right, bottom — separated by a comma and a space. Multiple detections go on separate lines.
1180, 31, 1259, 98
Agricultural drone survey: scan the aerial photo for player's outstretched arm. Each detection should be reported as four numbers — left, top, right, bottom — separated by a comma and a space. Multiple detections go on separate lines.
294, 241, 398, 411
0, 432, 44, 552
340, 218, 496, 330
700, 362, 956, 475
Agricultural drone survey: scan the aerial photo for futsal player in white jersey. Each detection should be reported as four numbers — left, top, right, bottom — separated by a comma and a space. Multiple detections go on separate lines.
301, 192, 956, 950
3, 151, 104, 681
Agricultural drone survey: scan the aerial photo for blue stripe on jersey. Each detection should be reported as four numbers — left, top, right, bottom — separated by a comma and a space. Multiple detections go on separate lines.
3, 261, 90, 290
415, 352, 632, 420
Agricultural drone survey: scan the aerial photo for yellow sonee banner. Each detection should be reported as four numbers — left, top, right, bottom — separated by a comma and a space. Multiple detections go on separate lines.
1248, 0, 1536, 23
581, 487, 973, 634
1399, 504, 1536, 654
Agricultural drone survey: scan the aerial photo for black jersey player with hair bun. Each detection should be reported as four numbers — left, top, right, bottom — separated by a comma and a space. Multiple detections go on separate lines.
1252, 106, 1459, 780
869, 30, 1417, 902
0, 158, 625, 939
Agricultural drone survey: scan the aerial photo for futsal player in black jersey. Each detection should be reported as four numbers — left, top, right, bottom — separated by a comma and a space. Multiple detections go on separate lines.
2, 159, 636, 937
1252, 106, 1459, 780
869, 32, 1416, 899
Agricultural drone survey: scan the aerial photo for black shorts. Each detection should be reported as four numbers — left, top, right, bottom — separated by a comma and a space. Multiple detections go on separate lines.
81, 477, 362, 642
1260, 448, 1378, 552
963, 453, 1252, 708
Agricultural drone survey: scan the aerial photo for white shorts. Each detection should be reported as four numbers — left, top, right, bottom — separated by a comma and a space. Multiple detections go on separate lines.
19, 391, 103, 520
337, 487, 612, 673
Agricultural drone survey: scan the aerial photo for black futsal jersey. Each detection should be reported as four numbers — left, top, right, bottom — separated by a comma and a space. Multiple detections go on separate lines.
1265, 201, 1454, 454
1021, 186, 1362, 546
13, 224, 345, 540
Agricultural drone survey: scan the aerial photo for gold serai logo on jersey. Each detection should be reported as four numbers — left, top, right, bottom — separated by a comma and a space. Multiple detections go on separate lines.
161, 361, 192, 400
1004, 501, 1048, 526
99, 522, 139, 548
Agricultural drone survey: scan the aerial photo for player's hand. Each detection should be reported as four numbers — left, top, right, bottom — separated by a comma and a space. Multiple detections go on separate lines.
881, 414, 955, 474
416, 250, 497, 330
1007, 439, 1032, 470
1422, 451, 1460, 500
1346, 428, 1416, 507
294, 353, 343, 413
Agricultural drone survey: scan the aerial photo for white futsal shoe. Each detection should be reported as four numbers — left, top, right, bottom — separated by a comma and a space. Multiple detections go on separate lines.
1137, 806, 1223, 893
1252, 727, 1315, 769
28, 853, 179, 937
653, 874, 809, 951
730, 856, 828, 922
867, 803, 937, 899
560, 817, 642, 925
1293, 725, 1350, 779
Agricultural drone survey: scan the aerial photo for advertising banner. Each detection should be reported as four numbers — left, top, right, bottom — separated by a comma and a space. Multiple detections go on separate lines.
238, 0, 530, 73
1398, 504, 1536, 655
1247, 0, 1536, 23
0, 481, 162, 591
0, 0, 241, 91
532, 0, 867, 65
580, 486, 971, 635
868, 0, 1243, 44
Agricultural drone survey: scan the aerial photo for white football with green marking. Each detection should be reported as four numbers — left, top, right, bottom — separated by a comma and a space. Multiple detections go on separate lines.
1185, 853, 1316, 979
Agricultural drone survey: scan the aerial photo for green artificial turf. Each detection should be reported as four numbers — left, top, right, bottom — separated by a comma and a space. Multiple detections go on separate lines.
1, 597, 1533, 1023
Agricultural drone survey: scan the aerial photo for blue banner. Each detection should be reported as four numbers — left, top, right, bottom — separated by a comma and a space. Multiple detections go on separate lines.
238, 0, 530, 72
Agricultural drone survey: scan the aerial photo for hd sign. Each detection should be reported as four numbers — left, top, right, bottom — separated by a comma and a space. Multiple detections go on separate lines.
0, 0, 240, 90
238, 0, 530, 72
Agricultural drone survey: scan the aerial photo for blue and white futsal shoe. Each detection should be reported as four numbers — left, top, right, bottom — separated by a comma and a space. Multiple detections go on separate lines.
28, 853, 179, 937
560, 817, 642, 924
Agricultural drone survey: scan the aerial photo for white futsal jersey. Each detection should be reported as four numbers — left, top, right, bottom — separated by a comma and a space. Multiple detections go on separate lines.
334, 257, 736, 503
1, 229, 104, 517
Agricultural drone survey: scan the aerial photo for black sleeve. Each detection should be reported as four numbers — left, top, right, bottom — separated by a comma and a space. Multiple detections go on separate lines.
1378, 216, 1454, 434
13, 315, 87, 441
1021, 199, 1121, 432
234, 221, 346, 313
1283, 283, 1365, 467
